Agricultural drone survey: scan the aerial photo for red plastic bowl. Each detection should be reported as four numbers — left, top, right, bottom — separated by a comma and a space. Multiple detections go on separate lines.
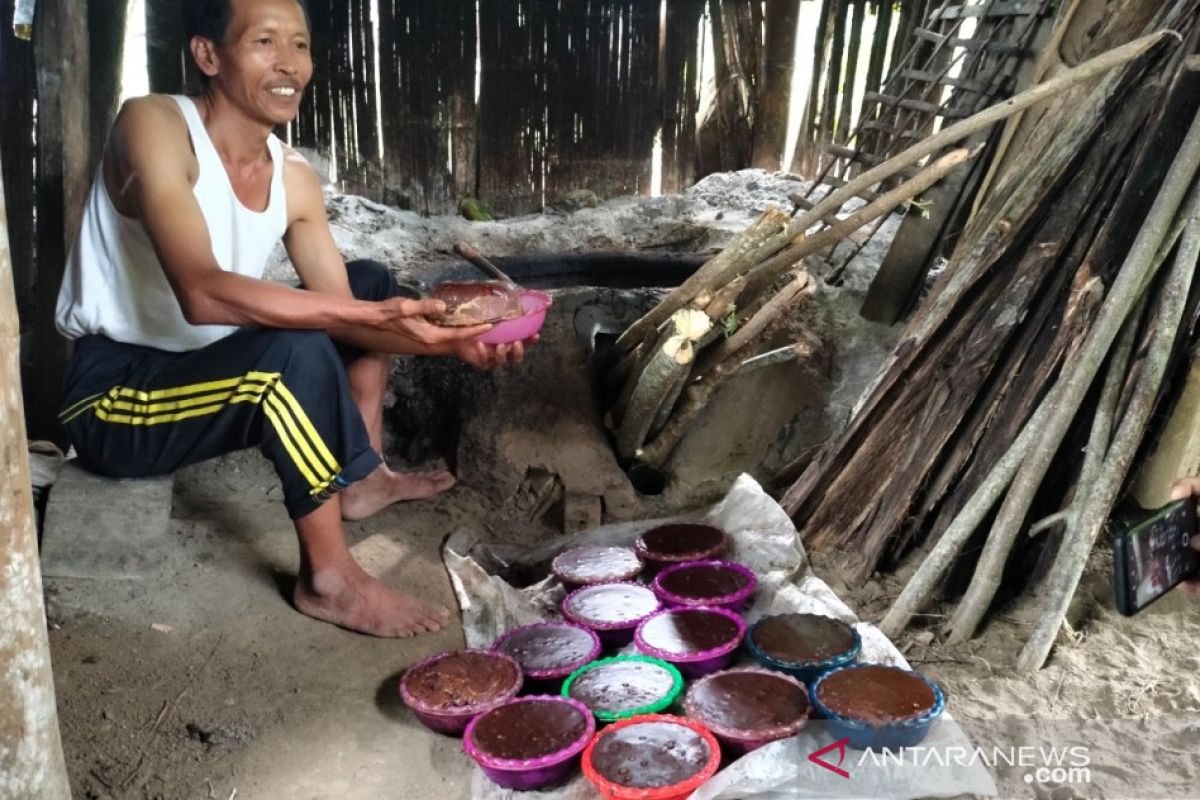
582, 714, 722, 800
477, 290, 552, 344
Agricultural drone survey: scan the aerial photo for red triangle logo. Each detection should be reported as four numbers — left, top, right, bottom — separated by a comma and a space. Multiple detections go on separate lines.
809, 736, 851, 779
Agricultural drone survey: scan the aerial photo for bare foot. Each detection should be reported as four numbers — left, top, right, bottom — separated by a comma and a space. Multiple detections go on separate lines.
340, 466, 457, 521
293, 557, 452, 638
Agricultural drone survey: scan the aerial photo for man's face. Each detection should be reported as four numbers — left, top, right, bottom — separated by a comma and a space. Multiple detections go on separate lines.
208, 0, 313, 126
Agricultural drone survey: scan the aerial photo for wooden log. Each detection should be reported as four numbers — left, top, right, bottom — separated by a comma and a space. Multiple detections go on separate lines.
0, 2, 36, 329
617, 335, 695, 461
699, 271, 811, 374
752, 0, 802, 170
0, 140, 72, 800
640, 276, 816, 467
28, 0, 90, 442
946, 96, 1200, 644
614, 208, 791, 354
1018, 193, 1200, 672
748, 147, 974, 295
969, 0, 1084, 222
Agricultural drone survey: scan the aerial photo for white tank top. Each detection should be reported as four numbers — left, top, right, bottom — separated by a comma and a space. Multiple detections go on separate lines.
55, 95, 288, 352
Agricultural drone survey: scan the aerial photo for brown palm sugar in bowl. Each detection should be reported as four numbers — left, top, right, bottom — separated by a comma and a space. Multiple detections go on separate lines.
553, 545, 642, 584
591, 721, 710, 789
637, 524, 726, 560
568, 661, 677, 714
496, 625, 596, 673
567, 584, 659, 625
751, 613, 856, 662
472, 700, 588, 760
406, 652, 519, 709
659, 564, 749, 600
689, 671, 807, 731
816, 665, 936, 724
639, 609, 739, 655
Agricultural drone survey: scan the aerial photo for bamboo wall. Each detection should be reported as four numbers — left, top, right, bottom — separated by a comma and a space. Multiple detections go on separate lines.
140, 0, 706, 216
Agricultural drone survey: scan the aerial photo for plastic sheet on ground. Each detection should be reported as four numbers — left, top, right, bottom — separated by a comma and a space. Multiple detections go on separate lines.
442, 474, 997, 799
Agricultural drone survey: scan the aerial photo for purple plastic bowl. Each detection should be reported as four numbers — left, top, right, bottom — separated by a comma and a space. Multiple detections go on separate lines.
463, 695, 596, 790
551, 545, 644, 592
635, 606, 747, 680
399, 649, 524, 735
684, 667, 809, 754
476, 290, 552, 345
561, 582, 663, 649
492, 621, 602, 688
652, 560, 757, 612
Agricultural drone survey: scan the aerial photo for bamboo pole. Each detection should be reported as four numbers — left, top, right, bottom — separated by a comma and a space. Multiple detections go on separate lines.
1017, 193, 1200, 672
616, 30, 1173, 355
946, 98, 1200, 644
0, 152, 72, 800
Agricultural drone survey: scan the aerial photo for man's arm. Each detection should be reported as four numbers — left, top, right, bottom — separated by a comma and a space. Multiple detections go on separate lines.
280, 146, 526, 365
111, 97, 475, 347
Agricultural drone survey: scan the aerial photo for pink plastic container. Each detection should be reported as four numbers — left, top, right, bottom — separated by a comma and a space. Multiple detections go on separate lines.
464, 695, 595, 790
684, 667, 809, 754
635, 606, 746, 679
492, 621, 602, 692
399, 649, 523, 735
477, 290, 552, 344
651, 560, 757, 612
562, 582, 663, 648
635, 523, 728, 575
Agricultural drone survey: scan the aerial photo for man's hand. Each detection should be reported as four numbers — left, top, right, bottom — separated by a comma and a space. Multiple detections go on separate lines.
446, 336, 539, 370
370, 296, 492, 346
1168, 477, 1200, 595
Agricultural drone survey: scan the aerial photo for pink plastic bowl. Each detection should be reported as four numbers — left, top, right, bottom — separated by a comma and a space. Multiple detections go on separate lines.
477, 290, 552, 345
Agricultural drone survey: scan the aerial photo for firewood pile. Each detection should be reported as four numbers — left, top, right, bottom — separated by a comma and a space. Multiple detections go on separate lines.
774, 0, 1200, 671
607, 1, 1199, 671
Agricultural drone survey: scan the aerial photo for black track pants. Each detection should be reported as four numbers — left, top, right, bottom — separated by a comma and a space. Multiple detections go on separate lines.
59, 260, 400, 519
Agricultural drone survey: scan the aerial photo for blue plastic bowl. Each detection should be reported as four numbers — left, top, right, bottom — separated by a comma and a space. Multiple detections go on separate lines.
809, 664, 945, 750
746, 616, 861, 685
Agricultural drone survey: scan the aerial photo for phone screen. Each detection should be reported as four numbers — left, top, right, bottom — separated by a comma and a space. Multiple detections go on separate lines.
1114, 497, 1199, 615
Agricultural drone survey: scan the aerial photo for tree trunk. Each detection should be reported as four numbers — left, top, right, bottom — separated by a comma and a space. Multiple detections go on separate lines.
27, 0, 90, 442
752, 0, 802, 170
0, 141, 72, 800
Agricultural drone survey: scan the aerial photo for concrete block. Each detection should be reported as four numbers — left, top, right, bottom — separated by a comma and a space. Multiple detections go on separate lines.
40, 462, 174, 579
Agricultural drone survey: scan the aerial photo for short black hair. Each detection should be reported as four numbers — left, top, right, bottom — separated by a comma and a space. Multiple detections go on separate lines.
184, 0, 309, 46
184, 0, 236, 46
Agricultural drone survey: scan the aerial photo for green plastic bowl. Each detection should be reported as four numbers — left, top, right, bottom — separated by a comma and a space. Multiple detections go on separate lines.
562, 655, 684, 723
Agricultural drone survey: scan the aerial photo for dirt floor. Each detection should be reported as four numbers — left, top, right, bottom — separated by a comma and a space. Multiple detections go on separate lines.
46, 452, 1200, 799
47, 463, 485, 800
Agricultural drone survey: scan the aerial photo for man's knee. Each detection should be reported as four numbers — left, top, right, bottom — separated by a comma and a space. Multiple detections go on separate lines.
254, 329, 342, 374
346, 259, 399, 302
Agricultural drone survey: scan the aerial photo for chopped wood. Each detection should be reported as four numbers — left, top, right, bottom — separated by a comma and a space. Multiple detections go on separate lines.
1017, 187, 1200, 672
947, 97, 1200, 644
616, 336, 695, 461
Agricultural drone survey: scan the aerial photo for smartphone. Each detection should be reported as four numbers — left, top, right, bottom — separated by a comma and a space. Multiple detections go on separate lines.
1113, 497, 1198, 615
